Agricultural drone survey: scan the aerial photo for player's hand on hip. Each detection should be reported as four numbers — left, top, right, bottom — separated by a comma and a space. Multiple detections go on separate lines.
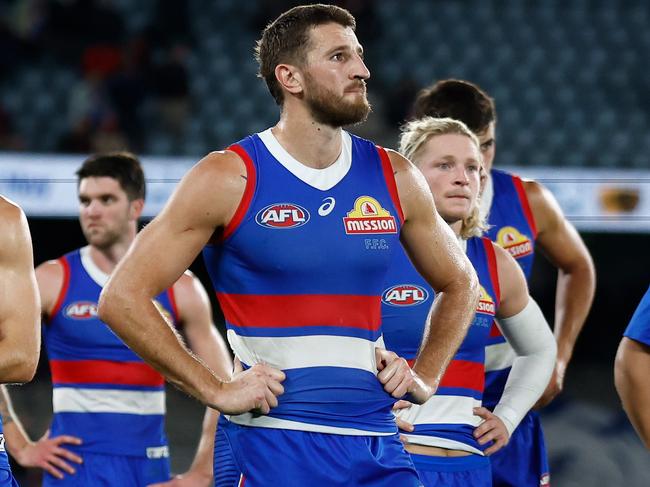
473, 407, 510, 455
375, 348, 433, 404
14, 430, 83, 479
217, 358, 285, 415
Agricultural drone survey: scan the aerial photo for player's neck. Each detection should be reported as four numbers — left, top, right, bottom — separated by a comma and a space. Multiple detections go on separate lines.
272, 108, 343, 169
87, 233, 136, 275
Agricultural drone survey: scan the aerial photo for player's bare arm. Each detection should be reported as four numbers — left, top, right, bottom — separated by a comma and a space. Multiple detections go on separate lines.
98, 151, 285, 414
525, 180, 596, 407
615, 338, 650, 449
388, 150, 480, 400
0, 197, 40, 383
0, 384, 82, 479
149, 271, 233, 487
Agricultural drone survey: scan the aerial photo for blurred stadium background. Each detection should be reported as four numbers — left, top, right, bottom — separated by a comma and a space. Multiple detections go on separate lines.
1, 0, 649, 485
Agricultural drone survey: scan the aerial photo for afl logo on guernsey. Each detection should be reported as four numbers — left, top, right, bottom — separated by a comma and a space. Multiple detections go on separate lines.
343, 196, 397, 234
382, 285, 429, 306
496, 226, 533, 259
476, 286, 496, 316
255, 203, 310, 229
65, 301, 98, 320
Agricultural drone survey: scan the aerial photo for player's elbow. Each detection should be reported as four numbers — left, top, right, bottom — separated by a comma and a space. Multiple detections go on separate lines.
0, 351, 38, 384
98, 283, 128, 330
463, 265, 480, 309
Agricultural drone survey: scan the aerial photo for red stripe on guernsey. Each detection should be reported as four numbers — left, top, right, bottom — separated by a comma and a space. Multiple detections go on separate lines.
167, 286, 179, 324
48, 257, 71, 321
439, 359, 485, 392
238, 475, 246, 487
512, 175, 538, 239
222, 144, 257, 241
51, 359, 165, 387
217, 293, 381, 330
489, 321, 503, 338
482, 237, 501, 307
376, 146, 405, 225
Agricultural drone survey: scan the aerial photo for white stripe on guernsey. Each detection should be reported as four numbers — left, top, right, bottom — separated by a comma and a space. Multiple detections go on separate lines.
80, 246, 110, 287
227, 413, 393, 436
53, 387, 165, 415
227, 330, 385, 373
401, 434, 483, 455
257, 128, 352, 191
485, 341, 517, 372
395, 395, 482, 428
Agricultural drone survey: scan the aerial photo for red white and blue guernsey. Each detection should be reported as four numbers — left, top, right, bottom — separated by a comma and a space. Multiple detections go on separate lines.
44, 247, 178, 457
482, 168, 537, 408
382, 237, 500, 454
203, 129, 405, 435
482, 168, 549, 487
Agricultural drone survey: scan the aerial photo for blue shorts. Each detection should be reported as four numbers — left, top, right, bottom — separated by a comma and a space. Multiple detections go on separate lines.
214, 416, 240, 487
0, 467, 18, 487
490, 410, 550, 487
410, 453, 491, 487
221, 420, 422, 487
42, 451, 170, 486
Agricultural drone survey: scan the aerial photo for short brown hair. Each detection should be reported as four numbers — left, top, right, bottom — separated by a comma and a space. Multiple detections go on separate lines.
255, 4, 356, 106
412, 79, 496, 134
76, 151, 145, 201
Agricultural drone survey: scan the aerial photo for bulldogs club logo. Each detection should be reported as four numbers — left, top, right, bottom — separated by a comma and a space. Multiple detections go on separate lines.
256, 203, 310, 229
65, 301, 98, 320
496, 226, 533, 259
382, 284, 429, 307
343, 196, 397, 235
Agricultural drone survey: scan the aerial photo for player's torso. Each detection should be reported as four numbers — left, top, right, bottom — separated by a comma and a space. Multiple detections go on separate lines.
382, 237, 500, 454
44, 247, 177, 457
483, 168, 538, 407
203, 129, 404, 435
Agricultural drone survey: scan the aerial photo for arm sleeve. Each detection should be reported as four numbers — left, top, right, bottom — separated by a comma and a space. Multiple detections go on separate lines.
492, 298, 557, 435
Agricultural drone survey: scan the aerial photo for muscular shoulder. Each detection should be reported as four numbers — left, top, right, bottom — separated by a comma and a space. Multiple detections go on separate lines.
0, 196, 28, 258
492, 242, 529, 317
171, 150, 249, 230
0, 195, 22, 223
522, 179, 564, 235
35, 259, 66, 315
385, 149, 432, 222
171, 270, 211, 324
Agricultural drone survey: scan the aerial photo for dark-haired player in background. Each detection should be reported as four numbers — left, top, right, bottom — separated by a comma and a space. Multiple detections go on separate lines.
3, 153, 232, 486
413, 79, 595, 486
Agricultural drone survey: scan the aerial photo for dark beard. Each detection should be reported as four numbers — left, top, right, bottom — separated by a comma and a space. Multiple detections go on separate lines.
304, 74, 371, 127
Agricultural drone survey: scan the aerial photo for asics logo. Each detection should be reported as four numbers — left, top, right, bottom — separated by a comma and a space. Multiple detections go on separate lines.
318, 197, 336, 217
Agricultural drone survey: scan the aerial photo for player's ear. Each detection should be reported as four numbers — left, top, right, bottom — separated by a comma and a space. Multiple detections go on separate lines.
129, 198, 144, 221
275, 63, 304, 97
